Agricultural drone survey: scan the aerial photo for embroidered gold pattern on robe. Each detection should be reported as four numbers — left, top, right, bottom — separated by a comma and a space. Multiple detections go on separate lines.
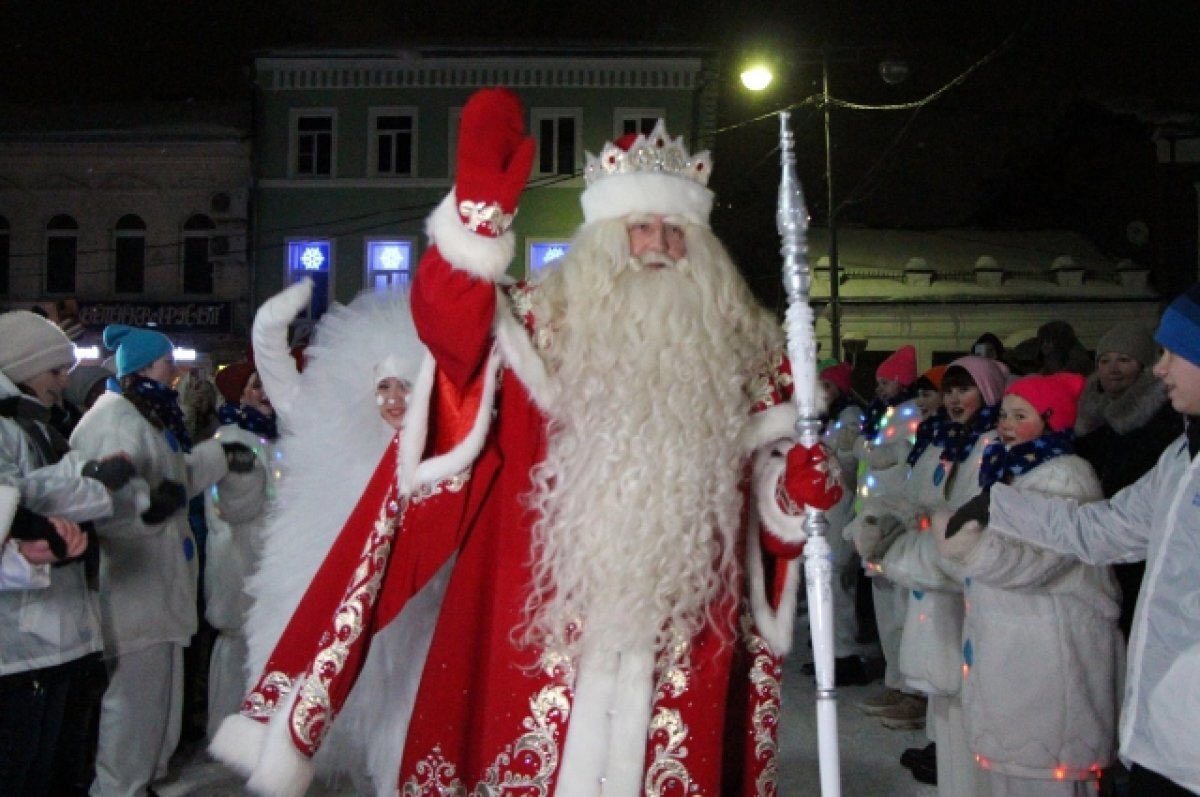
747, 349, 792, 413
400, 745, 466, 797
401, 684, 570, 797
287, 490, 403, 754
644, 708, 691, 797
744, 615, 782, 796
240, 670, 293, 721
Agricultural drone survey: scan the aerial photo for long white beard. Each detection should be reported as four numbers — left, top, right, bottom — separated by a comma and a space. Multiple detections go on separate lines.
522, 224, 778, 666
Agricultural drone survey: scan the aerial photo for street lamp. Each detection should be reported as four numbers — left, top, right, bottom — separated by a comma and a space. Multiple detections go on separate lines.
740, 52, 909, 362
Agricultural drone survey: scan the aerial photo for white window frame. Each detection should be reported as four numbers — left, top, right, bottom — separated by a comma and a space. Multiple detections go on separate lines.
613, 108, 665, 140
284, 238, 336, 320
289, 108, 338, 178
367, 106, 418, 177
363, 236, 417, 292
530, 107, 582, 178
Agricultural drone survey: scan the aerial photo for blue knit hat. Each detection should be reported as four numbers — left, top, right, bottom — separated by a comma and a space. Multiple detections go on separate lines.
1154, 284, 1200, 367
103, 324, 174, 378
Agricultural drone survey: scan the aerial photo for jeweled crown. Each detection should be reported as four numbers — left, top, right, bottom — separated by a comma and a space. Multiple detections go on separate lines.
584, 120, 712, 188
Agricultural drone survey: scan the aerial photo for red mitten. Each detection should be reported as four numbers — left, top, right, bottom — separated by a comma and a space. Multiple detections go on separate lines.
783, 443, 844, 511
455, 88, 536, 237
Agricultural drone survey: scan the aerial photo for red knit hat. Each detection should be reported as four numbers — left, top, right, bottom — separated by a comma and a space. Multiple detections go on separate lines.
819, 362, 854, 397
215, 362, 255, 404
1003, 372, 1087, 433
876, 345, 918, 387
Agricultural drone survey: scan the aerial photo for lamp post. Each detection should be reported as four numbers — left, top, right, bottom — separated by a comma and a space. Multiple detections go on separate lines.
741, 50, 909, 362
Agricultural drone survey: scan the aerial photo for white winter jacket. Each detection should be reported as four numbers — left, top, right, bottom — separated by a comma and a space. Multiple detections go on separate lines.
0, 372, 113, 675
988, 432, 1200, 792
204, 423, 271, 634
956, 454, 1121, 779
872, 430, 998, 696
70, 391, 238, 656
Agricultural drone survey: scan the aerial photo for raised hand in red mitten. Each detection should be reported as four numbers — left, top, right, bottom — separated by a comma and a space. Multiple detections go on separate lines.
455, 88, 536, 237
783, 442, 844, 511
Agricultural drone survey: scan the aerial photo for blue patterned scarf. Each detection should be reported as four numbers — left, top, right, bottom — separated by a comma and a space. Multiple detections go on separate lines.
132, 376, 192, 453
934, 404, 999, 465
218, 402, 279, 441
907, 409, 949, 467
978, 429, 1075, 490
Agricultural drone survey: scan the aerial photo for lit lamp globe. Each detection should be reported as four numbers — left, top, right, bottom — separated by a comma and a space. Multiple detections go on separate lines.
740, 65, 774, 92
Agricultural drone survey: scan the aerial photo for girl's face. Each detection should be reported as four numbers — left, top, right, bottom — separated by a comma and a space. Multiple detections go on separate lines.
943, 384, 983, 424
25, 366, 70, 408
915, 387, 942, 420
140, 354, 177, 387
875, 376, 902, 401
819, 379, 841, 408
241, 371, 272, 415
998, 394, 1046, 447
1096, 352, 1142, 396
375, 377, 410, 430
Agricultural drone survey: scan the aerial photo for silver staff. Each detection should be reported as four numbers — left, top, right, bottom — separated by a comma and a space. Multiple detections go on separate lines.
778, 110, 842, 797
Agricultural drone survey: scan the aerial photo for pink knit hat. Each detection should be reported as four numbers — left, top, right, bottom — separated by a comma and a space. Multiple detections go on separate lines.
1004, 372, 1087, 432
876, 345, 918, 387
819, 362, 854, 397
948, 355, 1010, 406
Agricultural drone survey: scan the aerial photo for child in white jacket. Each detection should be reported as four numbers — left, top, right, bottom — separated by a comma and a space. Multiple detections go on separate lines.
935, 372, 1122, 796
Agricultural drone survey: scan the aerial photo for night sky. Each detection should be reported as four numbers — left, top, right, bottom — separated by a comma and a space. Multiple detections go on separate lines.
3, 0, 1198, 297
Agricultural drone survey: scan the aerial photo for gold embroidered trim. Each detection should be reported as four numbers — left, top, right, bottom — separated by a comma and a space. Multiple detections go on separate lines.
644, 708, 691, 797
241, 670, 293, 721
410, 467, 470, 504
401, 684, 570, 797
743, 614, 781, 796
287, 490, 403, 754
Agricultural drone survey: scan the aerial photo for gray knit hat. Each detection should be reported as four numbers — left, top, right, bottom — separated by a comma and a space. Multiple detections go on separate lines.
0, 310, 77, 384
64, 364, 115, 409
1095, 321, 1157, 368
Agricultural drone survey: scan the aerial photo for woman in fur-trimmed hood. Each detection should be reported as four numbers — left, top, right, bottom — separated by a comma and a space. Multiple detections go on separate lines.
1074, 321, 1182, 639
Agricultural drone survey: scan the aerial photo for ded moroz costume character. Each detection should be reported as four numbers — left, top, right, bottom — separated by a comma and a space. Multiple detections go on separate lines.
212, 88, 842, 797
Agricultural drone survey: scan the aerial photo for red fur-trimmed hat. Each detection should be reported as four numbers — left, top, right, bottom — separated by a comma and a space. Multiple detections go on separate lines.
876, 345, 917, 387
819, 362, 854, 397
1004, 372, 1087, 433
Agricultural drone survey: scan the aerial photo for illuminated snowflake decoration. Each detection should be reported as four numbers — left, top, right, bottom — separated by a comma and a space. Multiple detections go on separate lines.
379, 246, 406, 270
301, 246, 326, 271
543, 246, 567, 264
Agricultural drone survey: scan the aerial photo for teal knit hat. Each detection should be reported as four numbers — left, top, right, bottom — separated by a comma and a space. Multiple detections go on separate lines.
1154, 284, 1200, 367
103, 324, 174, 378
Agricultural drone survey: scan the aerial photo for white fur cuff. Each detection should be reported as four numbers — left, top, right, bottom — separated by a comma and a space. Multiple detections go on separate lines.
426, 191, 515, 281
244, 679, 317, 797
753, 446, 807, 548
209, 713, 267, 777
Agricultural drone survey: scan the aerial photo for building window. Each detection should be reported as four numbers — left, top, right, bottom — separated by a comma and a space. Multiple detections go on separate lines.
286, 239, 332, 319
113, 214, 146, 294
614, 108, 664, 139
46, 214, 78, 294
182, 214, 216, 294
291, 109, 336, 177
531, 109, 581, 177
365, 239, 414, 291
0, 216, 9, 296
369, 108, 416, 177
528, 240, 571, 278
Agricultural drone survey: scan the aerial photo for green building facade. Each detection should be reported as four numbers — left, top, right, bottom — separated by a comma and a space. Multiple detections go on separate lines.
251, 48, 719, 319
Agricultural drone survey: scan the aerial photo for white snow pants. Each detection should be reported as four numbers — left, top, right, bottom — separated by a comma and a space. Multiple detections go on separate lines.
91, 643, 183, 797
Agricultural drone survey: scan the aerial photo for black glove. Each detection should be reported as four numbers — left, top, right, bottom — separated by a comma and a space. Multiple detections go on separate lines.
82, 457, 137, 492
221, 442, 257, 474
141, 480, 188, 525
945, 489, 991, 539
9, 506, 69, 560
